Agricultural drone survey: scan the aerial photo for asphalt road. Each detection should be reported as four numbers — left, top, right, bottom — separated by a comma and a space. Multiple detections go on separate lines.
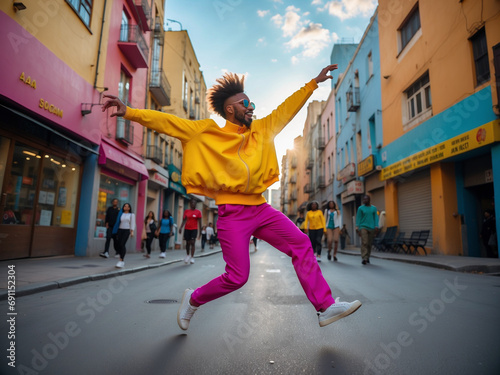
2, 242, 499, 375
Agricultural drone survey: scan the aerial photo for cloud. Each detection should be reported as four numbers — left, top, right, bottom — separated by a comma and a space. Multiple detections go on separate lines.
269, 5, 334, 63
271, 58, 278, 63
286, 23, 331, 58
311, 0, 323, 5
324, 0, 377, 20
282, 6, 302, 37
257, 9, 269, 17
271, 13, 283, 27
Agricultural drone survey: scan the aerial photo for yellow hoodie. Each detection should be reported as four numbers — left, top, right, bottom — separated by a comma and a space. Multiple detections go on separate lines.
124, 79, 318, 205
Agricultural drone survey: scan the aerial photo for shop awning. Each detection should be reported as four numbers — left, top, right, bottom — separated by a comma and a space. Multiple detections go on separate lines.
98, 142, 148, 181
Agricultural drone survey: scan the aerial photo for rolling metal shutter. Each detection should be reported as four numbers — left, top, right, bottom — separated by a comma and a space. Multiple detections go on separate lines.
397, 169, 433, 246
369, 187, 385, 213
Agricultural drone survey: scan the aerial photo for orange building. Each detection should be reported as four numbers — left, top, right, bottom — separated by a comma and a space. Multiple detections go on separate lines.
378, 0, 500, 257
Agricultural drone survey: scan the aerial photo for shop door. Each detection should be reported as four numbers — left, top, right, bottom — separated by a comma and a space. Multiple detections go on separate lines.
0, 141, 41, 260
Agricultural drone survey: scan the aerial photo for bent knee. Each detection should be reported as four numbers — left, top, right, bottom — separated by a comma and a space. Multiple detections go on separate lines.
224, 273, 249, 290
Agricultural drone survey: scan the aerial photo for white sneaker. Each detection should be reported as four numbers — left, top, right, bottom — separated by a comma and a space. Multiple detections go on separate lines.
190, 258, 195, 264
318, 298, 362, 327
177, 289, 198, 330
99, 252, 109, 258
184, 255, 191, 264
115, 261, 124, 269
159, 252, 166, 258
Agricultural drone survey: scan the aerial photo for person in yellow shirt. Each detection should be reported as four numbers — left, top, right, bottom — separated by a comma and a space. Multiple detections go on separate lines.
102, 65, 361, 331
304, 201, 327, 262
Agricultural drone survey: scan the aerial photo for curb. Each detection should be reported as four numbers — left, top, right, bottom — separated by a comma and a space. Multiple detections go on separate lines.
338, 249, 500, 275
0, 250, 223, 301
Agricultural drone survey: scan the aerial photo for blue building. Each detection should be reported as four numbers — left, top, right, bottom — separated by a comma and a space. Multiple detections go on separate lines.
333, 10, 383, 243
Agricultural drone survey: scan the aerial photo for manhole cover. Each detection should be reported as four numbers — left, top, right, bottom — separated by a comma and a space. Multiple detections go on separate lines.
146, 299, 178, 304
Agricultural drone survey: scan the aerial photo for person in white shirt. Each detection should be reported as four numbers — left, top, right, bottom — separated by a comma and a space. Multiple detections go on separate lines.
112, 203, 136, 268
206, 223, 215, 249
324, 201, 342, 261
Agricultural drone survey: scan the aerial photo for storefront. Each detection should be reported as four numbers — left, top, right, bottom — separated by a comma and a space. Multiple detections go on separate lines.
0, 130, 86, 260
0, 15, 101, 260
90, 139, 148, 254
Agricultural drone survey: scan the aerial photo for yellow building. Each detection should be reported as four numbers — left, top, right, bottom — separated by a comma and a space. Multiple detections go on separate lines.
160, 29, 213, 230
378, 0, 500, 257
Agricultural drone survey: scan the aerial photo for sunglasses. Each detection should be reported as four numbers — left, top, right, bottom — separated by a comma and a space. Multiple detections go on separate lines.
230, 99, 256, 110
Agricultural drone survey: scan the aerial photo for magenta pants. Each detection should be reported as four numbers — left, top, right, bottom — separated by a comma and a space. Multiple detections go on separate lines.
191, 203, 335, 311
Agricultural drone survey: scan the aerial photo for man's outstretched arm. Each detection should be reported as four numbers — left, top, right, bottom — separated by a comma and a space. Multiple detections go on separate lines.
260, 64, 338, 136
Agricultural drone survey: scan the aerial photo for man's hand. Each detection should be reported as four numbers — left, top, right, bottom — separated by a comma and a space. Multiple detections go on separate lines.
314, 64, 338, 84
102, 94, 127, 117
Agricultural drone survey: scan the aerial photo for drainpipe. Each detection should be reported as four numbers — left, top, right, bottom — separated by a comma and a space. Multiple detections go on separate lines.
94, 0, 108, 88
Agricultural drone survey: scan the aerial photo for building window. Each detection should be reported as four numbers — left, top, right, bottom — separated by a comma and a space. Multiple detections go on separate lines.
66, 0, 92, 27
95, 175, 133, 238
118, 70, 131, 104
405, 71, 431, 122
367, 51, 373, 80
2, 141, 80, 228
399, 4, 420, 52
327, 118, 331, 140
470, 28, 490, 86
356, 131, 362, 162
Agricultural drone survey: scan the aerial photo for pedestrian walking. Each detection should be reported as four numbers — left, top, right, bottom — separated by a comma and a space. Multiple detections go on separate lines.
324, 200, 341, 261
250, 235, 259, 251
102, 64, 361, 331
179, 198, 202, 264
200, 225, 207, 252
340, 224, 349, 250
112, 203, 136, 268
143, 211, 156, 258
355, 195, 379, 265
480, 210, 497, 258
206, 222, 215, 249
296, 211, 305, 233
304, 201, 326, 262
99, 198, 120, 258
158, 210, 174, 258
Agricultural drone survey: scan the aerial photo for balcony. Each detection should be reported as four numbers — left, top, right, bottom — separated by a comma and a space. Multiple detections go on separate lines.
347, 87, 360, 112
189, 108, 196, 119
136, 0, 151, 31
290, 175, 297, 184
305, 157, 314, 170
116, 118, 134, 145
118, 25, 149, 69
195, 96, 200, 104
304, 183, 313, 194
291, 157, 297, 168
290, 191, 297, 201
318, 175, 326, 188
146, 145, 162, 164
150, 69, 171, 106
316, 137, 325, 150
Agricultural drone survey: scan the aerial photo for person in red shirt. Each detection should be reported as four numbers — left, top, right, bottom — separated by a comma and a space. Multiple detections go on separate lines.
179, 198, 202, 264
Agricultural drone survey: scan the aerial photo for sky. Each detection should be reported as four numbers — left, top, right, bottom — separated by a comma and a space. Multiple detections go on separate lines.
165, 0, 377, 188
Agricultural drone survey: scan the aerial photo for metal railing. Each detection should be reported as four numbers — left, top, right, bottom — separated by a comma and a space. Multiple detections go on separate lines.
119, 24, 149, 61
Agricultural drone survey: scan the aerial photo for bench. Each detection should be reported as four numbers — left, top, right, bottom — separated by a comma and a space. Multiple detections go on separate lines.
386, 231, 405, 253
405, 230, 430, 255
401, 231, 420, 254
373, 226, 398, 252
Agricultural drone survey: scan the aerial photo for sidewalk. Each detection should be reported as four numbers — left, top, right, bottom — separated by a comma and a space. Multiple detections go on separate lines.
1, 243, 499, 301
0, 245, 222, 301
338, 246, 500, 275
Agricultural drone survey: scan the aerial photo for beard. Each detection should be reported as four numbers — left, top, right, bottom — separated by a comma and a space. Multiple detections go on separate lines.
235, 111, 253, 127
